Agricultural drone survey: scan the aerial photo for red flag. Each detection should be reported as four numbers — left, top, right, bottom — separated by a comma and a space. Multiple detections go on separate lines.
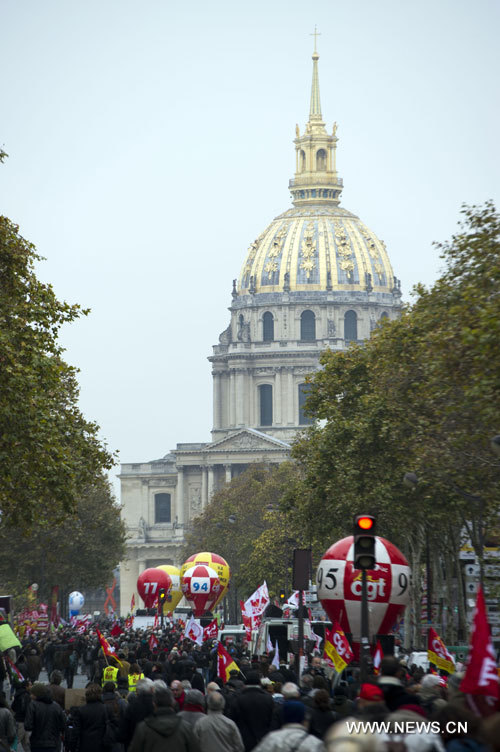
96, 628, 122, 666
149, 633, 158, 651
217, 642, 239, 682
130, 594, 136, 612
110, 623, 123, 637
6, 656, 24, 682
153, 613, 159, 629
460, 587, 499, 701
373, 640, 383, 675
203, 618, 218, 642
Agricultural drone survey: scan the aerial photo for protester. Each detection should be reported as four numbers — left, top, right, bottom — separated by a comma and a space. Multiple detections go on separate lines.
128, 684, 199, 752
229, 670, 275, 751
25, 682, 66, 752
253, 700, 325, 751
194, 691, 244, 752
178, 689, 206, 728
0, 690, 17, 751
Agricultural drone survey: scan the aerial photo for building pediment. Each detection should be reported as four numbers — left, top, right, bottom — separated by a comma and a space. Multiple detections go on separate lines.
205, 428, 291, 454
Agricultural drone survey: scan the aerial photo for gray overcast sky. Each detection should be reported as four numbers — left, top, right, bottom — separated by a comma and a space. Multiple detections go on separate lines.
2, 0, 499, 497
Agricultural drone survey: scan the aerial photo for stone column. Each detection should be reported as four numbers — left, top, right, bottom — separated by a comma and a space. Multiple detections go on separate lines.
275, 368, 282, 425
137, 559, 146, 575
208, 465, 215, 501
212, 373, 221, 429
201, 466, 208, 509
235, 369, 244, 426
287, 368, 294, 425
229, 371, 236, 427
224, 464, 232, 483
176, 466, 184, 526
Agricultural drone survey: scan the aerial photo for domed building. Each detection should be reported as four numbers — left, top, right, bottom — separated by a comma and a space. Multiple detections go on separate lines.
119, 46, 401, 614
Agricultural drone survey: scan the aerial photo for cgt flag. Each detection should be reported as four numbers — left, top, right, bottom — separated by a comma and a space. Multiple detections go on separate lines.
217, 642, 239, 682
460, 587, 499, 702
203, 619, 218, 642
323, 621, 354, 674
428, 627, 455, 674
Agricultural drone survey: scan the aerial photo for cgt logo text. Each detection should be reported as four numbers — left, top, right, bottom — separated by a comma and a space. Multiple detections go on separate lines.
350, 574, 386, 600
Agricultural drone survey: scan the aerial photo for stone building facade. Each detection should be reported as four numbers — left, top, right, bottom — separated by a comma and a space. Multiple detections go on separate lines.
119, 45, 402, 615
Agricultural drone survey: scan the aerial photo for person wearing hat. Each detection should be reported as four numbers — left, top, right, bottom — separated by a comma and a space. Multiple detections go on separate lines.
253, 700, 324, 751
355, 684, 388, 723
178, 689, 206, 729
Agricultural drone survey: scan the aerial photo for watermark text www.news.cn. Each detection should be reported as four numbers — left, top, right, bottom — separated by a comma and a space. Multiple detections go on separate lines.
346, 721, 467, 734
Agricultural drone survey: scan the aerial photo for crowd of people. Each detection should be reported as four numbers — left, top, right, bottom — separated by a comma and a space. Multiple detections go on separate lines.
1, 621, 499, 752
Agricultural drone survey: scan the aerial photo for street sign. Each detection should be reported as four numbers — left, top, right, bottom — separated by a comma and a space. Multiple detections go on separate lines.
484, 564, 500, 577
466, 581, 479, 594
465, 564, 480, 577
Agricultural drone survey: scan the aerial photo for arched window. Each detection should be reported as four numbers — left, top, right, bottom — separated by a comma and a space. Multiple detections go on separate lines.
298, 383, 313, 425
263, 312, 274, 342
259, 384, 273, 426
344, 310, 358, 342
300, 310, 316, 341
316, 149, 327, 171
300, 150, 306, 172
155, 493, 171, 523
380, 312, 389, 320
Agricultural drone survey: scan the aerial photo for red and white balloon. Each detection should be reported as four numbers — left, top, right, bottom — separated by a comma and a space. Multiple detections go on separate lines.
181, 564, 221, 616
137, 568, 172, 609
316, 536, 410, 644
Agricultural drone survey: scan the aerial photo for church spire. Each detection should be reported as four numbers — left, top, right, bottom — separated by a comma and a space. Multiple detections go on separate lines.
309, 27, 322, 121
288, 35, 344, 207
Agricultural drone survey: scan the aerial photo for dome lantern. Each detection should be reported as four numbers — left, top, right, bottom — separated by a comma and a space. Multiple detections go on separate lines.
289, 37, 343, 208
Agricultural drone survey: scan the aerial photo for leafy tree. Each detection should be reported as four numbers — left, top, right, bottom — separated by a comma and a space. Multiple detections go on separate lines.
0, 475, 126, 604
290, 202, 500, 645
0, 215, 115, 527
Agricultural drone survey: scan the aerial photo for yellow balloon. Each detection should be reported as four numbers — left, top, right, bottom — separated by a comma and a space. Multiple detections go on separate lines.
157, 565, 183, 611
181, 552, 231, 607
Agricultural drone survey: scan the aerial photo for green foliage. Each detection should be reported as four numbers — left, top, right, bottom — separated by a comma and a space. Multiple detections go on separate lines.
182, 463, 306, 598
0, 217, 115, 528
0, 476, 126, 601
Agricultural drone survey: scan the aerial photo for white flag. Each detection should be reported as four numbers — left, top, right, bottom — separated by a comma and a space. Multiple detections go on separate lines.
285, 591, 300, 609
267, 634, 273, 654
244, 582, 270, 617
272, 640, 280, 669
185, 616, 203, 646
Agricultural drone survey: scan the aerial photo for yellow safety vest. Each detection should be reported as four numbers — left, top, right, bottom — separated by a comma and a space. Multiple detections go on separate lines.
102, 665, 119, 687
128, 672, 144, 692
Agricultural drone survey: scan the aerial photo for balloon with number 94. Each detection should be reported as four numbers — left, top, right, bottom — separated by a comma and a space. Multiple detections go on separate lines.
181, 564, 221, 616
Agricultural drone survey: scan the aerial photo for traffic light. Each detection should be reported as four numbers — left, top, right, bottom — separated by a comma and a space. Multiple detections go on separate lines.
158, 588, 166, 605
353, 515, 376, 570
279, 589, 286, 603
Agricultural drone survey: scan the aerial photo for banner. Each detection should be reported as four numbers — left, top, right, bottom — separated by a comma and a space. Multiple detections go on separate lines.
217, 642, 239, 682
428, 627, 455, 674
323, 621, 354, 674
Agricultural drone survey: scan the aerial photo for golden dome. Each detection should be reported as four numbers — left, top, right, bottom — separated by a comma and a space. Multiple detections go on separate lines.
238, 205, 395, 295
237, 44, 396, 298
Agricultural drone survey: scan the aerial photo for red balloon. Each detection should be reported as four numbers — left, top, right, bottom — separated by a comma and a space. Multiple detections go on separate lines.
137, 568, 172, 608
316, 536, 410, 652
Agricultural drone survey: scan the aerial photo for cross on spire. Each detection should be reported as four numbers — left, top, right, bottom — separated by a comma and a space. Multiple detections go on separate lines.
310, 25, 321, 53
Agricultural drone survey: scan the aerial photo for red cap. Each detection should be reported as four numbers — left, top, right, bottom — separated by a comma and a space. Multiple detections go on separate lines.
359, 683, 384, 701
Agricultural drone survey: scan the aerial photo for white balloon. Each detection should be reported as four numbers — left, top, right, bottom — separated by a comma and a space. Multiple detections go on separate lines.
68, 591, 85, 611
